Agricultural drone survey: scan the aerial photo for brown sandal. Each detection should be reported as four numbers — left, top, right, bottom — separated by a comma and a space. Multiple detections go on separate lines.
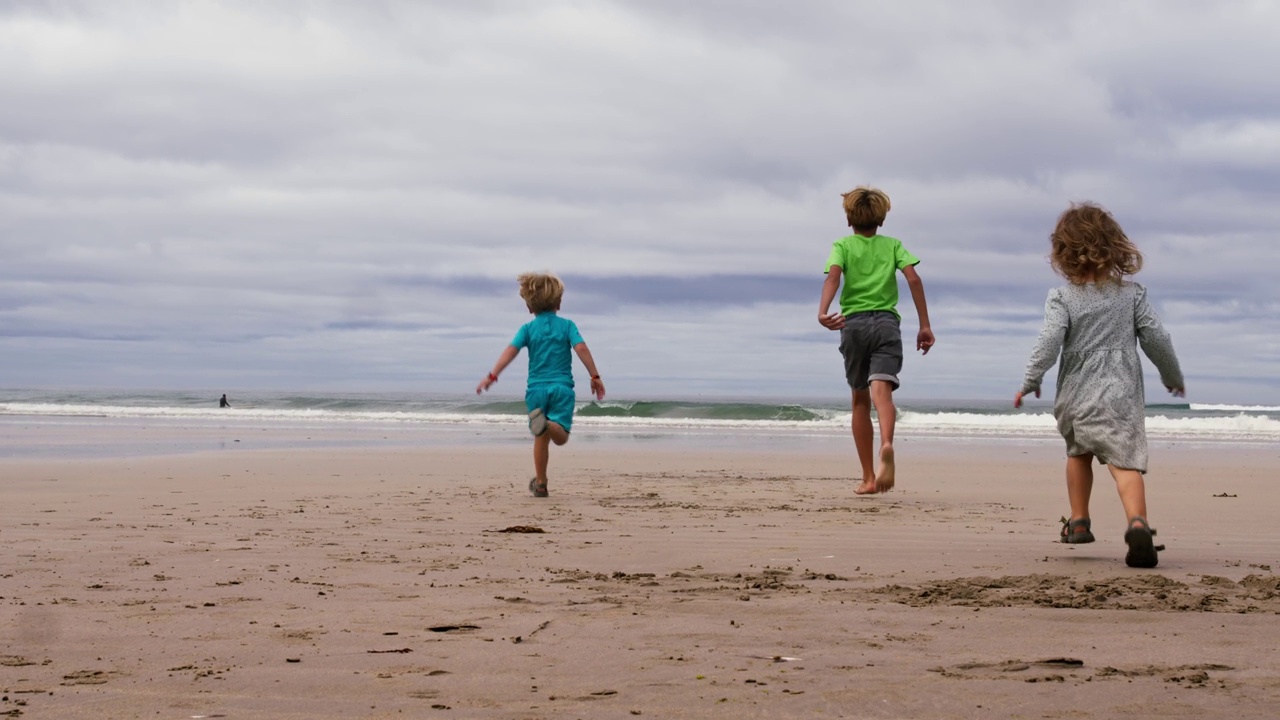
1123, 516, 1160, 568
1060, 516, 1095, 544
528, 477, 548, 498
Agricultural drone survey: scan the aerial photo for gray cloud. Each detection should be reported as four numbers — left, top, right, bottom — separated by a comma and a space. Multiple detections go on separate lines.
1, 1, 1277, 402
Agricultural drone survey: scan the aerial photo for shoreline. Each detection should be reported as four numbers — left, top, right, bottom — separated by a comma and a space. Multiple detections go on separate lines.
3, 413, 1274, 462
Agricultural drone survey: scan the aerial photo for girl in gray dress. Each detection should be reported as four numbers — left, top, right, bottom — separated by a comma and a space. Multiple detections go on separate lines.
1016, 203, 1185, 568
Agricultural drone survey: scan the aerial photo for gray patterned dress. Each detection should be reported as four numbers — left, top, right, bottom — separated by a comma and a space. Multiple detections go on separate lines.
1021, 281, 1184, 473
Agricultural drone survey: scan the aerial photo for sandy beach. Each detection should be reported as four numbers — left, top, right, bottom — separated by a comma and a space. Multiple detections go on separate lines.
3, 434, 1279, 719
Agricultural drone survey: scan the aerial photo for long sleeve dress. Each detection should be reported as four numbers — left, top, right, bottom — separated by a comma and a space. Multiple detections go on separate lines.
1021, 281, 1184, 473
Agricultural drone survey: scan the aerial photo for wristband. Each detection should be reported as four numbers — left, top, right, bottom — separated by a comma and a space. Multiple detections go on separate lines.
591, 375, 601, 380
487, 372, 498, 382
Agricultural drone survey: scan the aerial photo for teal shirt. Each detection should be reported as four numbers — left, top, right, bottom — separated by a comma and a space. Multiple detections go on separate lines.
824, 233, 920, 317
512, 312, 584, 387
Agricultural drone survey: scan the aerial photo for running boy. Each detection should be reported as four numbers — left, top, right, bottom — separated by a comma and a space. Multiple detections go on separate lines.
818, 186, 934, 495
1016, 202, 1184, 567
477, 272, 605, 497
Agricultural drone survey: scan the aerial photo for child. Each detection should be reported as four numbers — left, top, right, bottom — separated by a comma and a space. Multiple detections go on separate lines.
1015, 202, 1185, 568
818, 186, 934, 495
476, 272, 605, 497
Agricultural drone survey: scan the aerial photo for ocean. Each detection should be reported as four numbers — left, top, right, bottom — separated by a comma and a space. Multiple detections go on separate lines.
2, 388, 1278, 460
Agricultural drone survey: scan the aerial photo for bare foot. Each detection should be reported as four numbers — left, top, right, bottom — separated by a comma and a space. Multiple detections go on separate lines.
854, 478, 878, 495
875, 444, 895, 492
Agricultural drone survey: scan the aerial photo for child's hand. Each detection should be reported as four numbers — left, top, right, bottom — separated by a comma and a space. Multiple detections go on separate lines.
818, 312, 846, 330
590, 376, 606, 401
917, 327, 935, 355
1014, 389, 1040, 408
476, 373, 497, 395
1167, 386, 1186, 398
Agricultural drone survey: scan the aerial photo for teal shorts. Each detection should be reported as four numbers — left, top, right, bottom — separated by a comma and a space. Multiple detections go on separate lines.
526, 384, 577, 432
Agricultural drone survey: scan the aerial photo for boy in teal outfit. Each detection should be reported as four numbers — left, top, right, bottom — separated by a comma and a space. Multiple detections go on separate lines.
818, 186, 934, 495
477, 272, 605, 497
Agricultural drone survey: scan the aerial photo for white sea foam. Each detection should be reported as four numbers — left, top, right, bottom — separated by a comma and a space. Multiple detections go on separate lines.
893, 410, 1280, 440
1190, 403, 1280, 413
1145, 413, 1280, 437
0, 403, 434, 424
3, 403, 1278, 441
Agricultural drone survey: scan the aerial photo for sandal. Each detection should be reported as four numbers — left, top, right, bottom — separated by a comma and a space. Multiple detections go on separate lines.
528, 408, 548, 437
1123, 516, 1160, 568
1059, 516, 1095, 544
528, 477, 548, 498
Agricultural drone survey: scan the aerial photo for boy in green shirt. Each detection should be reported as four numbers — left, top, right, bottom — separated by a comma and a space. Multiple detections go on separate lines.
818, 186, 934, 495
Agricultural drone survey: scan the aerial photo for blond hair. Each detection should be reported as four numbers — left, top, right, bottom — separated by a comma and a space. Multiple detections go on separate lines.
517, 272, 564, 313
1049, 202, 1143, 284
841, 186, 891, 229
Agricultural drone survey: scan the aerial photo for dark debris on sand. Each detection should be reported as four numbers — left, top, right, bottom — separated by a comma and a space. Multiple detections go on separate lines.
873, 573, 1280, 613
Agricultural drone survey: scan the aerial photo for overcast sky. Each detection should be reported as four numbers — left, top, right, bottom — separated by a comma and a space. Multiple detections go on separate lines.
2, 1, 1277, 404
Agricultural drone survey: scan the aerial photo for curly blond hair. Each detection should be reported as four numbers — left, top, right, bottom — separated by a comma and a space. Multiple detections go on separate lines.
517, 272, 564, 313
841, 186, 891, 229
1049, 202, 1143, 284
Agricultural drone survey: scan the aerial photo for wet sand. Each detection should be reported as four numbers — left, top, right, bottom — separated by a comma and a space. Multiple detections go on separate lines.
2, 436, 1278, 718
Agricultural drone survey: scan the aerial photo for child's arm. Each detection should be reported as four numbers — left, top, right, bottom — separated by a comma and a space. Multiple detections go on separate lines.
818, 268, 845, 330
476, 345, 520, 394
901, 265, 934, 354
572, 343, 605, 400
1134, 285, 1186, 396
1016, 290, 1068, 406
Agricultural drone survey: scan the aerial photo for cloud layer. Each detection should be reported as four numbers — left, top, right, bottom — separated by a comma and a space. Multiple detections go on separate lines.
2, 1, 1277, 402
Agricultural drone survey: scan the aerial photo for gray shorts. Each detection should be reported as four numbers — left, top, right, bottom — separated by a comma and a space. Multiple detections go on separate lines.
839, 311, 903, 390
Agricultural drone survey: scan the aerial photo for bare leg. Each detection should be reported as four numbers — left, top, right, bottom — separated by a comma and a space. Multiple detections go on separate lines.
1107, 465, 1148, 526
1109, 465, 1157, 567
851, 389, 876, 494
548, 422, 569, 447
532, 422, 569, 493
533, 434, 551, 489
1066, 454, 1094, 520
871, 380, 896, 492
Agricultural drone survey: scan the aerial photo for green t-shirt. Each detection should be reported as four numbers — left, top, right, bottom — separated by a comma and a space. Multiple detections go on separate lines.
824, 233, 920, 317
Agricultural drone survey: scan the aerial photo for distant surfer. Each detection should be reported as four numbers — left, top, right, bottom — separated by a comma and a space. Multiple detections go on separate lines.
219, 394, 231, 408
